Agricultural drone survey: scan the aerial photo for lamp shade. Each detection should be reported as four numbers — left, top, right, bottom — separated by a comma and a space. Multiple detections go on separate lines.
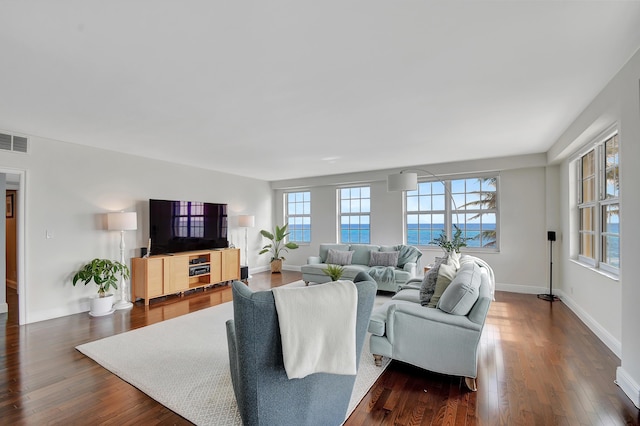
107, 211, 138, 231
387, 172, 418, 192
238, 214, 255, 228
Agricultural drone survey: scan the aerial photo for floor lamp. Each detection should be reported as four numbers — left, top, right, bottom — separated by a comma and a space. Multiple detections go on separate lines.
538, 231, 559, 302
107, 211, 138, 310
238, 214, 255, 276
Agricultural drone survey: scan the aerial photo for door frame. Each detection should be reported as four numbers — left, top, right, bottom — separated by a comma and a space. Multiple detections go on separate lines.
1, 167, 26, 325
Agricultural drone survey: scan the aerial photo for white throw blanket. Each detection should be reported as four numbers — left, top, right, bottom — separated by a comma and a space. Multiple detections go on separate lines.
272, 280, 358, 379
462, 255, 496, 300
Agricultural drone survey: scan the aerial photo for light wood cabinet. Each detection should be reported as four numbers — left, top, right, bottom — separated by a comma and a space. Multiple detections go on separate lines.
131, 248, 240, 305
164, 255, 190, 293
222, 248, 240, 281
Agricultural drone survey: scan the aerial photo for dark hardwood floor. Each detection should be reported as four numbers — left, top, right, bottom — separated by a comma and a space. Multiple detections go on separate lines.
1, 273, 638, 425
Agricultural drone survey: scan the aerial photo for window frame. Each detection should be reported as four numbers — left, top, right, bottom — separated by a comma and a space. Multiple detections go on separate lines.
338, 186, 371, 244
284, 191, 311, 244
404, 173, 499, 252
575, 130, 620, 275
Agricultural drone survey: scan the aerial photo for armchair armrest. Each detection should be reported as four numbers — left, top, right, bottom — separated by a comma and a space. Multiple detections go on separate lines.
402, 262, 417, 277
307, 256, 322, 265
398, 277, 422, 291
384, 302, 482, 344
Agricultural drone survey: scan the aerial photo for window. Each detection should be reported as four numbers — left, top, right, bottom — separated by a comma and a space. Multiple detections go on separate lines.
285, 191, 311, 243
577, 133, 619, 273
340, 186, 370, 243
406, 176, 498, 249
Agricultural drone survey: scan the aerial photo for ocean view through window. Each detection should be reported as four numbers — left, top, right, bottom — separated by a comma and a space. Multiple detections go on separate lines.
406, 176, 498, 250
286, 191, 311, 243
340, 186, 370, 243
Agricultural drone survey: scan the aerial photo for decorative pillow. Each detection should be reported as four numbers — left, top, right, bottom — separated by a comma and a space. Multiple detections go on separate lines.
419, 256, 447, 306
325, 249, 353, 266
427, 262, 458, 308
437, 262, 482, 315
369, 250, 399, 267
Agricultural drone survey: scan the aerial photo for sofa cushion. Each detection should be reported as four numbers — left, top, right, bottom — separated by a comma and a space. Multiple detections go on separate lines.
326, 249, 353, 266
319, 244, 350, 263
369, 250, 399, 267
438, 263, 482, 315
420, 256, 447, 306
350, 244, 380, 265
427, 261, 457, 308
392, 288, 420, 303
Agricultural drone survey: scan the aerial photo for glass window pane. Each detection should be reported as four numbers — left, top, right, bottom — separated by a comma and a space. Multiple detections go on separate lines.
605, 135, 619, 168
602, 235, 620, 267
603, 204, 619, 233
466, 178, 480, 192
582, 150, 595, 177
580, 233, 595, 259
582, 177, 595, 202
580, 207, 594, 231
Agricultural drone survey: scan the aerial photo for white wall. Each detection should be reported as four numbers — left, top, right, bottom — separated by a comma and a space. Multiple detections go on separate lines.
272, 156, 551, 293
548, 47, 640, 407
0, 136, 273, 324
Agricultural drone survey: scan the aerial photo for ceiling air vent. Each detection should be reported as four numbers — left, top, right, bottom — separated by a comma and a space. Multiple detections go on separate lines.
0, 132, 29, 154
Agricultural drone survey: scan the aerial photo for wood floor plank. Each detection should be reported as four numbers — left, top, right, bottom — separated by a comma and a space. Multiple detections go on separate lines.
2, 272, 639, 425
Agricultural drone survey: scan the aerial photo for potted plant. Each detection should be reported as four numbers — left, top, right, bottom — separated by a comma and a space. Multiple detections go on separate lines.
259, 224, 299, 273
323, 264, 345, 281
73, 258, 130, 316
431, 224, 469, 254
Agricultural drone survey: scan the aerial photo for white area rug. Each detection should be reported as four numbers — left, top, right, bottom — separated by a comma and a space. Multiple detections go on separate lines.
76, 281, 391, 425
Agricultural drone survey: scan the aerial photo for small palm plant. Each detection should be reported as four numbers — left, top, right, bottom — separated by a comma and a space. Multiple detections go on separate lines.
323, 264, 345, 281
431, 225, 470, 254
259, 224, 299, 272
72, 258, 130, 297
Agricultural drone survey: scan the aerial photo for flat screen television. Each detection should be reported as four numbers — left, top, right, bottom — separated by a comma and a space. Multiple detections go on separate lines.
149, 199, 228, 255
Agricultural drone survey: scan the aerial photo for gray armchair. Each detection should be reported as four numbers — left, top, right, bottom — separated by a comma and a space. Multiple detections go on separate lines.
368, 259, 493, 391
226, 272, 377, 426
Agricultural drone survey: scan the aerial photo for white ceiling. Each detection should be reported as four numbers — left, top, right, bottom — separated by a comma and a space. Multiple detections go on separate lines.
2, 1, 640, 181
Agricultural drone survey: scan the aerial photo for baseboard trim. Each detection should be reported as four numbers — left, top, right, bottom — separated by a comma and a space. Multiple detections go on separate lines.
0, 302, 8, 314
555, 291, 622, 358
495, 282, 548, 294
616, 367, 640, 409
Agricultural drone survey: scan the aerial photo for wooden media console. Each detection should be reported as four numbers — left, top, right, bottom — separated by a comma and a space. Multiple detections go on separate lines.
131, 248, 240, 305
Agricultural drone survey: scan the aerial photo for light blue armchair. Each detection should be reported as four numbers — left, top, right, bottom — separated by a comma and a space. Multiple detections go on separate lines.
226, 272, 377, 426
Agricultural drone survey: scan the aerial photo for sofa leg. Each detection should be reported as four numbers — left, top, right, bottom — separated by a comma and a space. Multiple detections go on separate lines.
373, 354, 383, 367
464, 377, 477, 392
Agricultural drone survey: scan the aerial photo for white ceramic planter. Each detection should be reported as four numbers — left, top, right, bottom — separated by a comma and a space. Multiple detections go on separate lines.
89, 294, 115, 317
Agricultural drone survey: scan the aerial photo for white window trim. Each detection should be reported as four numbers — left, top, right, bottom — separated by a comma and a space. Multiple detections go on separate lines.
573, 126, 620, 276
284, 191, 311, 244
338, 185, 371, 244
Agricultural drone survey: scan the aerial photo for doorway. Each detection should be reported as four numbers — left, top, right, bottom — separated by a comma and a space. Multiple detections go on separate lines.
5, 188, 18, 324
1, 169, 25, 325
